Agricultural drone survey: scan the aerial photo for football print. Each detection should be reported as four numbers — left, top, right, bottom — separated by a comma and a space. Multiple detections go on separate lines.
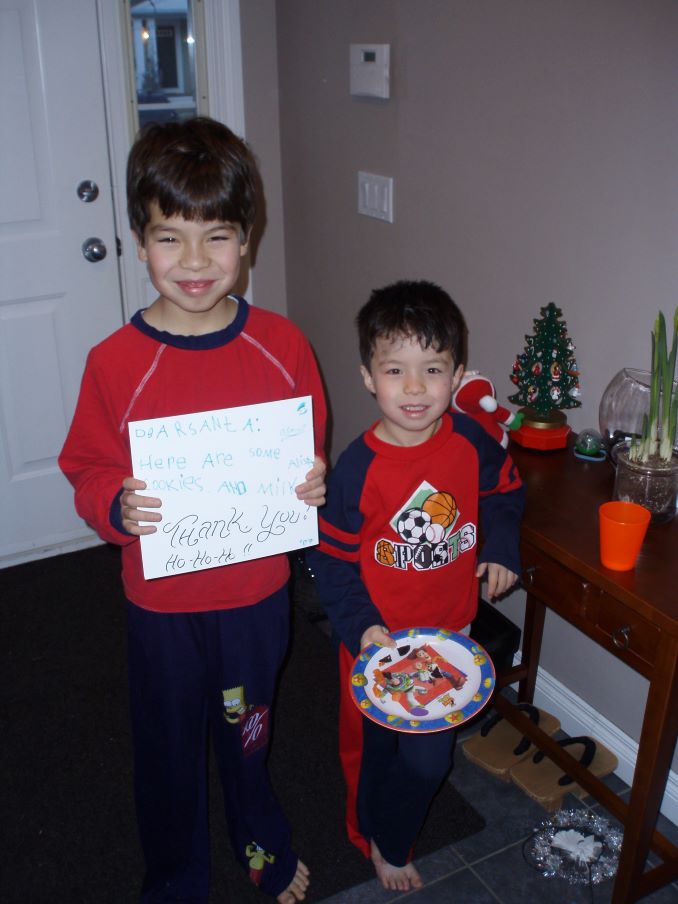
397, 508, 431, 544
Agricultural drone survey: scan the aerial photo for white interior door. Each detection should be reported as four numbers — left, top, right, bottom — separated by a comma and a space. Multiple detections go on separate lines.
0, 0, 125, 565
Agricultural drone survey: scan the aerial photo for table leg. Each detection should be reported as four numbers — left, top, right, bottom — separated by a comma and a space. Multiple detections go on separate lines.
613, 640, 678, 902
517, 591, 545, 704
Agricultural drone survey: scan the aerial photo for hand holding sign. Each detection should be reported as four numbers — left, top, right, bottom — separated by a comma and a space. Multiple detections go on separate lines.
120, 476, 162, 535
128, 396, 317, 580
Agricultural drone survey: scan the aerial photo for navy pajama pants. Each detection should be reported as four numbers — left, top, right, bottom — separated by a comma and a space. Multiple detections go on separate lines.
126, 585, 296, 903
338, 644, 457, 866
357, 715, 457, 865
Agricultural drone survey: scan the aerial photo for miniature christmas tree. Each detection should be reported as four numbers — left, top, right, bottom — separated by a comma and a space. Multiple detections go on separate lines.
509, 302, 581, 419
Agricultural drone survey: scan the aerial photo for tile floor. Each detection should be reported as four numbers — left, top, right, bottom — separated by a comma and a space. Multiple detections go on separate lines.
315, 719, 678, 904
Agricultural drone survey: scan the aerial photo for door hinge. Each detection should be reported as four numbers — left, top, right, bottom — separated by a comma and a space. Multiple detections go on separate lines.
116, 236, 122, 257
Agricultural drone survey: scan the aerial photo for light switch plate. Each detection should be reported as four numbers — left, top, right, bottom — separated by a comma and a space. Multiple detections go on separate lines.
358, 171, 394, 223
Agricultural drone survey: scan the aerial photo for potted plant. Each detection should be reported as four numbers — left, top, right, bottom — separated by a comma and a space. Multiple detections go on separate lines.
613, 308, 678, 523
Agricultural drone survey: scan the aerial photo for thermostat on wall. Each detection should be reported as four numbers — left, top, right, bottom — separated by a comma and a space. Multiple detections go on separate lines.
350, 44, 390, 99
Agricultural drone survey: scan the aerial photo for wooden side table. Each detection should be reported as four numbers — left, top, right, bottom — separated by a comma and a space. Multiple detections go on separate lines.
495, 440, 678, 902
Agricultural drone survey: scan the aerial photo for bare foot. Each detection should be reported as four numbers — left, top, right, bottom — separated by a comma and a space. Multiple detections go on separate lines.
276, 859, 310, 903
370, 839, 423, 892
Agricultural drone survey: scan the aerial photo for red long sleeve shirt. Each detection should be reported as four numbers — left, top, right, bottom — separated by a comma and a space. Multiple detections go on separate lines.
306, 413, 523, 654
59, 300, 326, 612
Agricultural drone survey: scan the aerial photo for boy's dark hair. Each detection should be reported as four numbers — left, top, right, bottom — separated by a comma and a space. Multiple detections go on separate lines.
357, 280, 467, 369
127, 116, 257, 241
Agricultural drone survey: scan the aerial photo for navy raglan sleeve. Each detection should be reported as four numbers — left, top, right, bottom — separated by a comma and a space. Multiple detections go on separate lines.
305, 440, 384, 656
452, 414, 525, 574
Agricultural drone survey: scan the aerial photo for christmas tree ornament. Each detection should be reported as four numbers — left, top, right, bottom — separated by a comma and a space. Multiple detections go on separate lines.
509, 303, 581, 450
574, 428, 605, 461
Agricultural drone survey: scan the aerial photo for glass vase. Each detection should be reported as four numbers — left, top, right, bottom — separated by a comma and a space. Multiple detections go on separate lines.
598, 368, 651, 448
599, 368, 678, 455
613, 446, 678, 524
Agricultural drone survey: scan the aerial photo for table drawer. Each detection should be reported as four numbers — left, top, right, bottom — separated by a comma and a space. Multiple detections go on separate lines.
520, 542, 590, 618
520, 541, 660, 674
587, 591, 660, 672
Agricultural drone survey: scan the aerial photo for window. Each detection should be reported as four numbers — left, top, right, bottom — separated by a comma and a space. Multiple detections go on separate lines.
129, 0, 202, 128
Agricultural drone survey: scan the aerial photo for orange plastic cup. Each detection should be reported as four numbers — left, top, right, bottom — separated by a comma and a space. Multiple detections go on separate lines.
599, 501, 651, 571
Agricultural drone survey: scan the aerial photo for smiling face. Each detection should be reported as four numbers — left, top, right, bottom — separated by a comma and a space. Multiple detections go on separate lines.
136, 201, 249, 335
361, 333, 464, 447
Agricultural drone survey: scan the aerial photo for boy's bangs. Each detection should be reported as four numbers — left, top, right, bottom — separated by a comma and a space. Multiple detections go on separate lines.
382, 328, 444, 353
154, 193, 239, 227
153, 173, 243, 228
357, 281, 467, 368
383, 314, 450, 355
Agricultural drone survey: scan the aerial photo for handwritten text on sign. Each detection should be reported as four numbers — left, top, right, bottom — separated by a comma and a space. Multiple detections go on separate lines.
128, 396, 317, 580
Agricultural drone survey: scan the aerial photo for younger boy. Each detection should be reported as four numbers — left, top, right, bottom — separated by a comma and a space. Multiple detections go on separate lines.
306, 280, 523, 892
59, 117, 326, 904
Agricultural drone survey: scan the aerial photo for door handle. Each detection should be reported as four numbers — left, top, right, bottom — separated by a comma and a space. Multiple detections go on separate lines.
82, 237, 107, 262
76, 180, 99, 202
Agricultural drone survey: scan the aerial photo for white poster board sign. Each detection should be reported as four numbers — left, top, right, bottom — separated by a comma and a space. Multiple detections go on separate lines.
128, 396, 317, 580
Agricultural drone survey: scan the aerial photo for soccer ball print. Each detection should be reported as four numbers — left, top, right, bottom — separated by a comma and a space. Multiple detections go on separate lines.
396, 508, 432, 545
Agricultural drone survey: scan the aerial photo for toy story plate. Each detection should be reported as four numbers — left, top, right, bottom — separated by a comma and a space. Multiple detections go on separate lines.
349, 627, 495, 733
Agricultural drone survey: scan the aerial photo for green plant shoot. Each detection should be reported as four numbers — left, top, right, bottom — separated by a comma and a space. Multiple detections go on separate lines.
630, 307, 678, 463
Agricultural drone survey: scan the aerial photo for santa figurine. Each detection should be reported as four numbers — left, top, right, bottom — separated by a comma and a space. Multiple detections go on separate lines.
451, 370, 523, 448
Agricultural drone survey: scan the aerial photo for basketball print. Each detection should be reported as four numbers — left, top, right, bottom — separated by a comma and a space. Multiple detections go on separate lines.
376, 538, 396, 566
422, 491, 458, 528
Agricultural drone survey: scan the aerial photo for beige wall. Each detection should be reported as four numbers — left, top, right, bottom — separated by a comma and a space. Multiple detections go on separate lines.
241, 2, 677, 770
275, 0, 676, 463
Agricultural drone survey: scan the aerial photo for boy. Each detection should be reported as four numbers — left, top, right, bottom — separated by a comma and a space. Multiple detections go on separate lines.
305, 280, 523, 892
59, 118, 326, 904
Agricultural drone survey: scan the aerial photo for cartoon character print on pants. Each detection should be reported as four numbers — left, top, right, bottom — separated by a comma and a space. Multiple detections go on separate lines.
222, 685, 269, 756
245, 841, 276, 886
374, 481, 476, 572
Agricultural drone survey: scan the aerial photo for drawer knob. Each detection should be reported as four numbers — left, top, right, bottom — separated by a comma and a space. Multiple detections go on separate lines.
521, 566, 536, 588
612, 626, 631, 650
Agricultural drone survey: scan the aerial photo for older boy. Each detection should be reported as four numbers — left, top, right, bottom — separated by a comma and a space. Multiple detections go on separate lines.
306, 280, 523, 892
59, 118, 326, 904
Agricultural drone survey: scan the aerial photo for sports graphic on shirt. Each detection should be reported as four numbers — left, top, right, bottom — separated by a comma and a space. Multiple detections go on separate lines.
374, 481, 476, 572
350, 627, 495, 733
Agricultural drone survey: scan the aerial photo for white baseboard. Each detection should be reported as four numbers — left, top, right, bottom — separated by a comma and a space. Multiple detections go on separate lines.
525, 660, 678, 826
0, 535, 103, 569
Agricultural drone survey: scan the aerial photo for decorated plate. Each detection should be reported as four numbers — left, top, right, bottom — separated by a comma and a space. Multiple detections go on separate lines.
349, 627, 495, 733
523, 808, 623, 885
